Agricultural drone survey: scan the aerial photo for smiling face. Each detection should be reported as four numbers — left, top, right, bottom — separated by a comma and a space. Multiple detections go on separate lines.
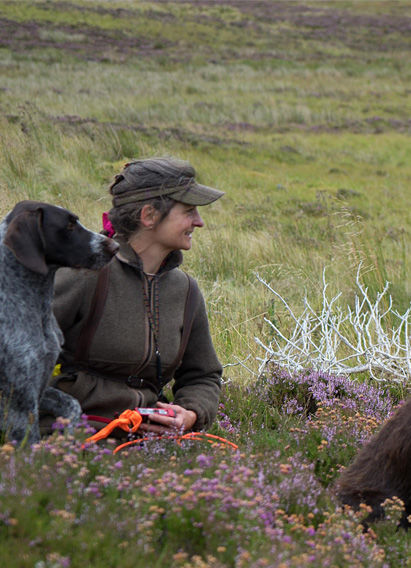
152, 202, 204, 253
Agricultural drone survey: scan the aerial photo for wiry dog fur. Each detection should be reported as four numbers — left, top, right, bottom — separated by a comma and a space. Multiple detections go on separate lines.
336, 398, 411, 528
0, 201, 118, 444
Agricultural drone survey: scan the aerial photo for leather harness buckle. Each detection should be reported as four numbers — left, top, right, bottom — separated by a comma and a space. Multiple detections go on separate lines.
126, 376, 145, 388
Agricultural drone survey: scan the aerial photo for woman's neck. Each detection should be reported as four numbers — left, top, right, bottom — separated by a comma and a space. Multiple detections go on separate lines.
129, 233, 169, 274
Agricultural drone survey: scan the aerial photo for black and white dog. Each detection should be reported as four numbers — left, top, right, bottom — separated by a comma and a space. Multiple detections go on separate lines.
0, 201, 118, 444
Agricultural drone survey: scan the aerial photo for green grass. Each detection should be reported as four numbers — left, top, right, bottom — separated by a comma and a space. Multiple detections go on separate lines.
0, 0, 410, 370
0, 1, 411, 564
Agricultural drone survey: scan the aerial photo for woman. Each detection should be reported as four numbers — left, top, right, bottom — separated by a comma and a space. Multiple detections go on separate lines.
49, 157, 224, 434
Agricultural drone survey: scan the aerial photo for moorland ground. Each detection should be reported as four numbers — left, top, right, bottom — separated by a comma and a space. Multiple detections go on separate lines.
0, 1, 410, 566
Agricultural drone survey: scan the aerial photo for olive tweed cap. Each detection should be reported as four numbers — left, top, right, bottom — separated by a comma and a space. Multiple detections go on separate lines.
110, 157, 224, 207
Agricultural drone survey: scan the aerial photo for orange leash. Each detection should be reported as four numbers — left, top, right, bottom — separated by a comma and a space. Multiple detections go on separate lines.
113, 432, 239, 454
177, 432, 238, 450
82, 409, 142, 446
82, 408, 238, 453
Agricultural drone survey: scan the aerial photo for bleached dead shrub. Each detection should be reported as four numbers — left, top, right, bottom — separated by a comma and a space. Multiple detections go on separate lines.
256, 265, 411, 384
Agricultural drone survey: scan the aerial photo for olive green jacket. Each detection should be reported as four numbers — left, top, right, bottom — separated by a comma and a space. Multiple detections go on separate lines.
51, 237, 222, 430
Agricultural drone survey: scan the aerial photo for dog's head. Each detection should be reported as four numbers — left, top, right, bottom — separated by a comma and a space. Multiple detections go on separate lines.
4, 201, 119, 275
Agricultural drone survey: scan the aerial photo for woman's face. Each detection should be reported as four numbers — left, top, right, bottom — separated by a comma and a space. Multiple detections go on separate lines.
152, 202, 204, 252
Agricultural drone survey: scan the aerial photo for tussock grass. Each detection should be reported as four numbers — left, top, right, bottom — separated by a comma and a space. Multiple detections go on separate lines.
1, 109, 409, 372
0, 1, 410, 563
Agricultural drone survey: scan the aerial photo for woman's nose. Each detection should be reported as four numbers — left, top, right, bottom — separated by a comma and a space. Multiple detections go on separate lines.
193, 209, 204, 227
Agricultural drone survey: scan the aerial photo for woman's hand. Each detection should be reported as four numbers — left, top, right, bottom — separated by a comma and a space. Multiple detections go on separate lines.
138, 401, 197, 434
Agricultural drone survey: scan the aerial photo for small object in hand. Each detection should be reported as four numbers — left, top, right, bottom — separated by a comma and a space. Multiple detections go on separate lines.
136, 407, 176, 421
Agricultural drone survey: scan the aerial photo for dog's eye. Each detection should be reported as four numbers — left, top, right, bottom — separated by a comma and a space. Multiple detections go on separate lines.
67, 217, 78, 231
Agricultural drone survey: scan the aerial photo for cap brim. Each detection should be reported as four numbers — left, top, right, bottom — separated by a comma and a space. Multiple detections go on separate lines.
172, 182, 225, 206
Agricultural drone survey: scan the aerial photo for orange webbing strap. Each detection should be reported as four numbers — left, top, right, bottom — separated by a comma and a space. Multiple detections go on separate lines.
112, 432, 239, 454
82, 409, 143, 446
178, 432, 239, 449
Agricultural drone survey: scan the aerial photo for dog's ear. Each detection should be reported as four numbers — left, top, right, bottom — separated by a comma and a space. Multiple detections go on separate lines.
4, 208, 48, 275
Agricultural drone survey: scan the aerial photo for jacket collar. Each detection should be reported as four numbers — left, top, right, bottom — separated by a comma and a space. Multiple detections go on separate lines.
114, 235, 183, 275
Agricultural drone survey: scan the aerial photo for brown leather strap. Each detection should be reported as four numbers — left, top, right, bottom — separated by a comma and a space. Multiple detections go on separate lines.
166, 274, 199, 381
60, 363, 159, 395
73, 267, 199, 385
74, 263, 111, 363
180, 275, 199, 358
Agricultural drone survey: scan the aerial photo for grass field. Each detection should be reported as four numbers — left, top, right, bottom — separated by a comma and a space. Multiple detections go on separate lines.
0, 1, 410, 566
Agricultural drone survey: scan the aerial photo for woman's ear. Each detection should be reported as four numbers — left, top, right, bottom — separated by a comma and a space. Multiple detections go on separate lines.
140, 204, 161, 229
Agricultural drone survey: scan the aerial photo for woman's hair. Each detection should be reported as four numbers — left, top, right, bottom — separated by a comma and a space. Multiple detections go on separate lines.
105, 195, 175, 239
105, 157, 194, 239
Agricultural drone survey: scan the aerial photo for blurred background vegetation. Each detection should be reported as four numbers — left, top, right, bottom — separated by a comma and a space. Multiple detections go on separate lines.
0, 0, 409, 379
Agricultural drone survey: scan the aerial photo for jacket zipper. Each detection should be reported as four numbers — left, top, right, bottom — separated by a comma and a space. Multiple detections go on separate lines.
133, 273, 156, 376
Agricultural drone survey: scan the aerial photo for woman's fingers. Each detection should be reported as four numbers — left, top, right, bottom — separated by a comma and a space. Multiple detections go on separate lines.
138, 403, 197, 433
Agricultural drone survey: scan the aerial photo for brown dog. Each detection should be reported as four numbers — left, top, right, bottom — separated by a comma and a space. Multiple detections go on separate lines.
336, 397, 411, 528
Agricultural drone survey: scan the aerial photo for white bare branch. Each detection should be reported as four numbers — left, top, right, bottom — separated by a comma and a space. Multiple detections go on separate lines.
255, 266, 411, 384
